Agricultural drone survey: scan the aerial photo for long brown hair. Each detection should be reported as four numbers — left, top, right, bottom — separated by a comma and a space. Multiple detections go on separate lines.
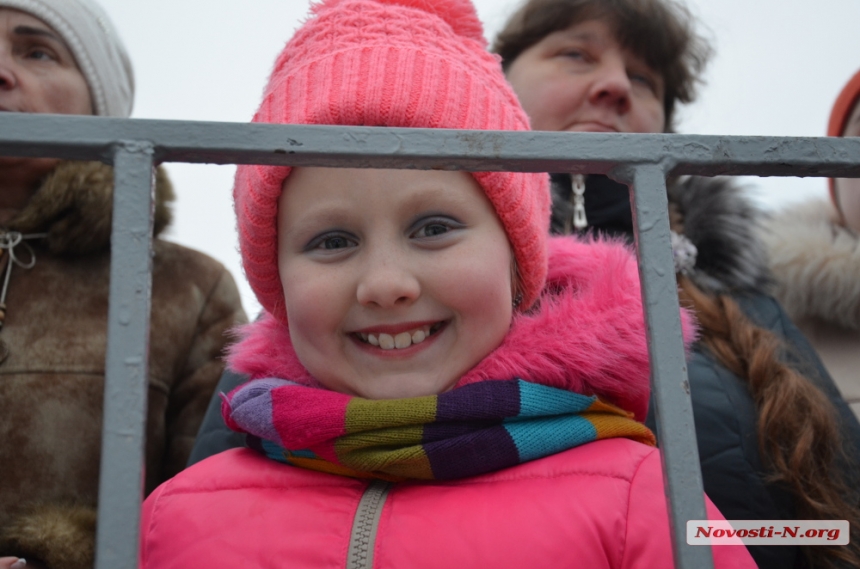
672, 231, 860, 567
492, 0, 711, 131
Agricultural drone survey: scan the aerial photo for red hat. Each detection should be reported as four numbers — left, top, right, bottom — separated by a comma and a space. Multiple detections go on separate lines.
827, 69, 860, 206
234, 0, 550, 323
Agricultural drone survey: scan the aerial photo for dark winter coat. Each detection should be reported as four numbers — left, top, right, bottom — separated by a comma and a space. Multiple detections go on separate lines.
0, 161, 247, 569
552, 173, 860, 569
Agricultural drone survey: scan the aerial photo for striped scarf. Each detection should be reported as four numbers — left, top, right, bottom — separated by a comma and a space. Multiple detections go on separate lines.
222, 378, 655, 481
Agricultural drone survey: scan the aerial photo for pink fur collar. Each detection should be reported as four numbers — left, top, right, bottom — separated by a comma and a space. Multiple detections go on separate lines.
227, 236, 697, 421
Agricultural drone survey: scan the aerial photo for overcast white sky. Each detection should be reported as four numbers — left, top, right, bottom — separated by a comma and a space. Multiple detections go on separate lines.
97, 0, 860, 316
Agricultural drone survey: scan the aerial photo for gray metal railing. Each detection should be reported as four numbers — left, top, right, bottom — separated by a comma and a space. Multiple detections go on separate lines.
2, 112, 859, 569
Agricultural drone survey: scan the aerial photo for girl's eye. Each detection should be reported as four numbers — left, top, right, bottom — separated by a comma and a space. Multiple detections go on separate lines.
416, 223, 450, 238
306, 232, 357, 252
321, 235, 354, 250
411, 217, 461, 240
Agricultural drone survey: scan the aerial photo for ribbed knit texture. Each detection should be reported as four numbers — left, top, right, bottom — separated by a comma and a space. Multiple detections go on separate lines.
234, 0, 550, 321
222, 377, 655, 481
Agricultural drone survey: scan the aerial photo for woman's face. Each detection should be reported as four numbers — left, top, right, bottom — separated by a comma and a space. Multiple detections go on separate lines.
277, 167, 514, 400
835, 99, 860, 232
505, 19, 665, 134
0, 8, 92, 115
0, 8, 93, 214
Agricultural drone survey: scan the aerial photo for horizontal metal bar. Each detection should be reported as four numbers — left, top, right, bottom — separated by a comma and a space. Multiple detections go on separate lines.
1, 113, 859, 177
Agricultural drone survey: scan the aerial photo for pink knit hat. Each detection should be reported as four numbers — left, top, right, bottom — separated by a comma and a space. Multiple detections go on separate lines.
234, 0, 550, 322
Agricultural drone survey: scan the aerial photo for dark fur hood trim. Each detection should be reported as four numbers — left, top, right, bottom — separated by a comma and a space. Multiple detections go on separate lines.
668, 176, 771, 294
6, 161, 174, 256
550, 174, 771, 294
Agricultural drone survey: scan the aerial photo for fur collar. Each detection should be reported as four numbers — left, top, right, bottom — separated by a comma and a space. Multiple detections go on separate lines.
762, 199, 860, 330
5, 161, 174, 256
668, 176, 770, 294
228, 237, 697, 422
550, 175, 771, 294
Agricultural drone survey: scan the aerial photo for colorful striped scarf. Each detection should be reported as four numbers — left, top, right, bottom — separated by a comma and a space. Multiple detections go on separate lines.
222, 378, 655, 481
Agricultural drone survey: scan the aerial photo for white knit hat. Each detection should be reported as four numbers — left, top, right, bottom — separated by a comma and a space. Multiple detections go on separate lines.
1, 0, 134, 117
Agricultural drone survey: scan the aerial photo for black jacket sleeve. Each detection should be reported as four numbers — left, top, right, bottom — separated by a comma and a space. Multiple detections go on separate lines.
186, 368, 249, 467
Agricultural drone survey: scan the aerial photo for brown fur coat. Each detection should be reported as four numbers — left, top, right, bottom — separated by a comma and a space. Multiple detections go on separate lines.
0, 161, 247, 568
762, 198, 860, 418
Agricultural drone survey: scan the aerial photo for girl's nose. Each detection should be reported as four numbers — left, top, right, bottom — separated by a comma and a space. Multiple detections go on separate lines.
355, 249, 421, 308
587, 56, 632, 115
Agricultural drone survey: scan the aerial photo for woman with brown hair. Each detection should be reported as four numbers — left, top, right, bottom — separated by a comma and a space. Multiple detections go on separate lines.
495, 1, 860, 568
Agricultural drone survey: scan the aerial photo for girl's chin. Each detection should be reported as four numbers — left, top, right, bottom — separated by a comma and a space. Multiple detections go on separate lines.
343, 364, 458, 399
349, 376, 458, 400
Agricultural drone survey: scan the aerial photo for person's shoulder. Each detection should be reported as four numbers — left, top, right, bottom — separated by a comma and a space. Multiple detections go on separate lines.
763, 197, 835, 239
153, 239, 227, 272
149, 448, 362, 500
762, 199, 860, 329
151, 240, 243, 302
140, 450, 366, 568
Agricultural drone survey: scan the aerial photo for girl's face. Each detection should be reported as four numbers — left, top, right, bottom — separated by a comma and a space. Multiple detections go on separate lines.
504, 19, 665, 134
277, 168, 514, 399
835, 99, 860, 233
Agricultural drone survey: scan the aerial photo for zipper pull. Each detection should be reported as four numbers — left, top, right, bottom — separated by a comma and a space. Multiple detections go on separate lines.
571, 174, 587, 230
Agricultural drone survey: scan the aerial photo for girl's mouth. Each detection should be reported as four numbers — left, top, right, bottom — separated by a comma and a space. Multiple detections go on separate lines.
354, 322, 445, 351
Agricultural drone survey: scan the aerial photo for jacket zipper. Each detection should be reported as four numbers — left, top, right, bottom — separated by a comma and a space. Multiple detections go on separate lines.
570, 174, 588, 231
347, 479, 394, 569
565, 174, 588, 233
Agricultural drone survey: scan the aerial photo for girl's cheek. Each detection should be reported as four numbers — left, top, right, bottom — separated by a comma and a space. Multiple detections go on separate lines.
283, 268, 345, 338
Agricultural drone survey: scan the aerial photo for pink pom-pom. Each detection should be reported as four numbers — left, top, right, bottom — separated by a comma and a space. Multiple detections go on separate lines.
315, 0, 485, 42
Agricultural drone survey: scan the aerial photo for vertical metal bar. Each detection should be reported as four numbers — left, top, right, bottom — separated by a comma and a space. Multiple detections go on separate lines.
95, 141, 156, 569
623, 164, 714, 569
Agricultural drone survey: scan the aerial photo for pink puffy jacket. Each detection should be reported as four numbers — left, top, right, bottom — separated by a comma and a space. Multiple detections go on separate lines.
140, 238, 754, 568
140, 442, 753, 569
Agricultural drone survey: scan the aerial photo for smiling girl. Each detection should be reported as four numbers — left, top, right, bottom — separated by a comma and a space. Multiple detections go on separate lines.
138, 1, 754, 567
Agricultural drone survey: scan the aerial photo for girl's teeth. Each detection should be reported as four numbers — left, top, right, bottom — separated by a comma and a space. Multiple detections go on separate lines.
394, 332, 412, 349
378, 333, 395, 350
362, 325, 435, 349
